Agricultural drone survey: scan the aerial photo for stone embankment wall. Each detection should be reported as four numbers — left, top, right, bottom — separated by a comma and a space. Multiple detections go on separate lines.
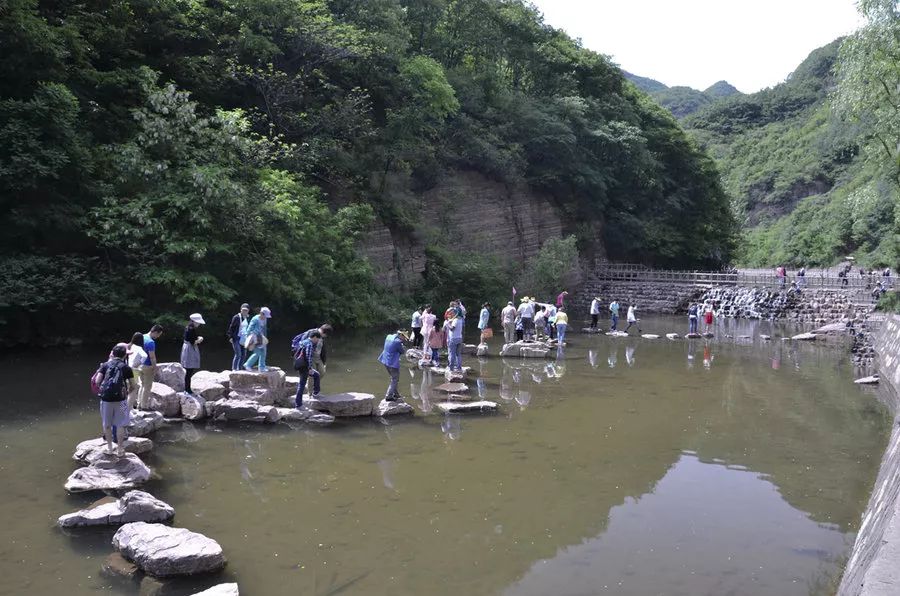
570, 282, 705, 315
839, 315, 900, 596
358, 170, 568, 289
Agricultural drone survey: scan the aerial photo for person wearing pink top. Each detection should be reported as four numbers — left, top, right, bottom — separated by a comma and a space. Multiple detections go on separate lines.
556, 290, 568, 308
420, 305, 437, 350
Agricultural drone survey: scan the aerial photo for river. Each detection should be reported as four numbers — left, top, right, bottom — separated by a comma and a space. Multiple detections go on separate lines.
0, 316, 890, 596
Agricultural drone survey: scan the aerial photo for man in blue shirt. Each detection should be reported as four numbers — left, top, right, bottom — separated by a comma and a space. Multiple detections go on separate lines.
139, 324, 164, 409
378, 331, 411, 401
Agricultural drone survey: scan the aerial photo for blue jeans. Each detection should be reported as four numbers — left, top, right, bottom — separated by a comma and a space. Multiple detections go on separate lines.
431, 348, 440, 364
244, 346, 268, 370
689, 317, 698, 334
448, 338, 463, 370
556, 323, 567, 343
385, 365, 400, 399
231, 338, 245, 371
295, 368, 320, 406
611, 314, 618, 330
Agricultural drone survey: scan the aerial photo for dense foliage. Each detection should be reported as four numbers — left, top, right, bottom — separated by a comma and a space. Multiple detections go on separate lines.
625, 72, 741, 119
0, 0, 736, 343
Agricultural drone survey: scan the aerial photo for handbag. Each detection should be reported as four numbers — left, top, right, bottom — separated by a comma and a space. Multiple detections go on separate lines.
244, 334, 257, 350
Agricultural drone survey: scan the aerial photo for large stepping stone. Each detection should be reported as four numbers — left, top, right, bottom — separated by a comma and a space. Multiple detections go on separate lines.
855, 375, 879, 385
127, 410, 164, 437
606, 331, 628, 337
374, 399, 414, 417
685, 333, 702, 339
791, 332, 819, 341
666, 333, 680, 340
436, 382, 468, 394
180, 393, 207, 420
210, 399, 280, 423
641, 334, 660, 339
192, 370, 231, 390
187, 378, 226, 402
228, 369, 285, 391
435, 401, 498, 414
155, 362, 186, 392
145, 382, 180, 417
113, 522, 226, 577
73, 437, 153, 464
192, 584, 239, 596
306, 392, 375, 417
274, 407, 336, 425
65, 452, 152, 493
500, 341, 552, 357
58, 490, 174, 527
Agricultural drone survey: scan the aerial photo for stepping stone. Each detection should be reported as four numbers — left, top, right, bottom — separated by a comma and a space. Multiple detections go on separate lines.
113, 522, 226, 577
210, 399, 280, 423
101, 552, 140, 581
127, 410, 164, 437
374, 399, 415, 417
73, 437, 153, 464
641, 334, 660, 339
228, 369, 285, 392
814, 322, 848, 333
606, 331, 628, 337
791, 332, 819, 341
435, 401, 498, 414
191, 584, 240, 596
405, 349, 424, 362
144, 382, 181, 417
854, 376, 879, 385
666, 333, 681, 340
436, 382, 468, 394
760, 334, 771, 340
274, 407, 336, 425
65, 452, 152, 493
58, 490, 174, 527
306, 392, 376, 417
180, 393, 207, 420
685, 333, 702, 339
445, 394, 476, 402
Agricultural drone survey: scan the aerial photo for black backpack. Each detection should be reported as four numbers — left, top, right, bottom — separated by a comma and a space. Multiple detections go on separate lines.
99, 360, 128, 401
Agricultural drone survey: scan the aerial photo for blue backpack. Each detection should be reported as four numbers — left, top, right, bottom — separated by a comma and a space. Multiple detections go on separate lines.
290, 331, 311, 358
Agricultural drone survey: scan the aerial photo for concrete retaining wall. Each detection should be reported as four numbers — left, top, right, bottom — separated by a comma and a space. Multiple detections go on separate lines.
839, 314, 900, 596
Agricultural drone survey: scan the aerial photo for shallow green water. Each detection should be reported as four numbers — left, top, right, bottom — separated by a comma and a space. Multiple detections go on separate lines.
0, 316, 891, 596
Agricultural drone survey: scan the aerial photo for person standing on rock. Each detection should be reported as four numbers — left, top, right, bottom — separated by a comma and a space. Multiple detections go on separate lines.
428, 318, 445, 365
703, 304, 714, 333
517, 297, 535, 340
447, 312, 465, 371
126, 333, 147, 409
555, 307, 569, 344
140, 324, 164, 410
379, 330, 411, 402
624, 304, 642, 335
556, 290, 568, 308
590, 296, 601, 330
420, 306, 436, 350
295, 323, 332, 393
501, 301, 517, 344
293, 331, 322, 407
93, 344, 134, 456
478, 303, 492, 344
609, 299, 620, 332
244, 306, 272, 372
181, 313, 205, 395
534, 305, 547, 340
797, 267, 806, 289
688, 304, 699, 334
227, 303, 250, 371
411, 307, 423, 346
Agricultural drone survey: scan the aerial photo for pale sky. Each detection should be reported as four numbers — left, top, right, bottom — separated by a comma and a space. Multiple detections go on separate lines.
529, 0, 863, 93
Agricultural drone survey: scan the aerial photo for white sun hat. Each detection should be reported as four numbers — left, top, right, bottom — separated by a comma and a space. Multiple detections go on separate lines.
190, 313, 206, 325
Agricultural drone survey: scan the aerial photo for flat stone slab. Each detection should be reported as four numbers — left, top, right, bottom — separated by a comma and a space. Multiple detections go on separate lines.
65, 452, 152, 493
435, 401, 499, 414
274, 407, 336, 425
192, 584, 239, 596
436, 382, 468, 393
306, 392, 375, 417
374, 399, 415, 416
113, 522, 226, 577
685, 333, 702, 339
666, 333, 680, 340
58, 490, 174, 527
855, 376, 880, 385
74, 437, 153, 464
641, 334, 660, 339
606, 331, 629, 337
580, 328, 603, 333
791, 332, 819, 341
127, 410, 164, 437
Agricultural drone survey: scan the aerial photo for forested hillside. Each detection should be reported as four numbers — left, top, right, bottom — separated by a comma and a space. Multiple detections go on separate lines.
624, 72, 741, 119
0, 0, 736, 343
684, 37, 898, 268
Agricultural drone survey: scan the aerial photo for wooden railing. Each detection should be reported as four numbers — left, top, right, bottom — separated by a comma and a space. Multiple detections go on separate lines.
592, 263, 890, 292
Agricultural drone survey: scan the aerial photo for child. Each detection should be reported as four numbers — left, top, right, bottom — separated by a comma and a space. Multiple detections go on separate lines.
93, 344, 134, 456
428, 318, 444, 365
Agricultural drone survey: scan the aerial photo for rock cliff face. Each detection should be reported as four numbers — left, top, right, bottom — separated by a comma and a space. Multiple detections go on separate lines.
359, 170, 566, 289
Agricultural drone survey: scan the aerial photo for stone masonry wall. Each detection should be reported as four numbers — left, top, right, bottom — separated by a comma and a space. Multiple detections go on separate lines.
569, 281, 705, 319
839, 315, 900, 596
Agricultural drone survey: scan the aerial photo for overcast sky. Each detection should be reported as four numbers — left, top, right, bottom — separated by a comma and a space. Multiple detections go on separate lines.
529, 0, 863, 93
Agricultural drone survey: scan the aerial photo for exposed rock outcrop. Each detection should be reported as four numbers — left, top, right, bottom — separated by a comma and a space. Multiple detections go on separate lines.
112, 522, 226, 577
58, 490, 174, 527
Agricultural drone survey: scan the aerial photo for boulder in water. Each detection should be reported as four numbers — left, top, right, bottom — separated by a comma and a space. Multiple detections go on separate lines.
65, 452, 152, 493
211, 399, 279, 422
154, 363, 185, 392
73, 437, 153, 464
405, 349, 424, 362
854, 375, 879, 385
146, 383, 180, 417
791, 332, 819, 341
58, 490, 174, 527
685, 333, 702, 339
112, 522, 226, 577
306, 392, 375, 417
229, 369, 285, 392
191, 584, 240, 596
180, 393, 207, 420
435, 401, 498, 414
100, 552, 140, 581
127, 410, 164, 437
476, 343, 489, 357
374, 399, 415, 417
666, 333, 680, 340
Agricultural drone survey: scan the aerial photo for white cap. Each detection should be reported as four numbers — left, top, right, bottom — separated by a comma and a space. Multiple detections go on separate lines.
190, 313, 205, 325
260, 307, 272, 318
